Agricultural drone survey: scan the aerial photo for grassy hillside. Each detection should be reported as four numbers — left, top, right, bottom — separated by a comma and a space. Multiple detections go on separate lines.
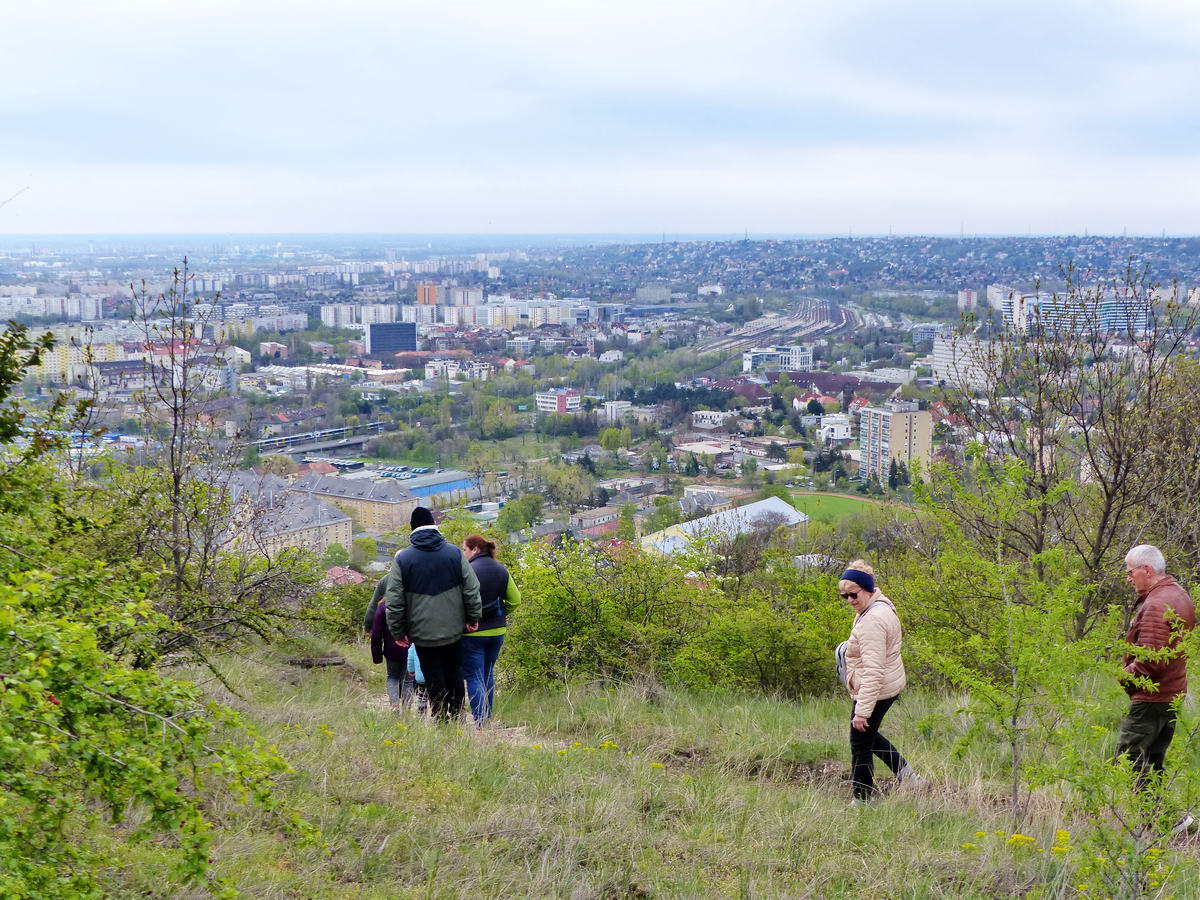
103, 641, 1200, 899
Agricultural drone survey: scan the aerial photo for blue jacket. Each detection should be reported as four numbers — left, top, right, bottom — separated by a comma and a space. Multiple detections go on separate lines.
470, 555, 511, 631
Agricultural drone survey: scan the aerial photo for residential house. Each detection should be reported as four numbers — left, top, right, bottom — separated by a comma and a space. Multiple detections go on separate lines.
569, 505, 623, 538
692, 409, 737, 430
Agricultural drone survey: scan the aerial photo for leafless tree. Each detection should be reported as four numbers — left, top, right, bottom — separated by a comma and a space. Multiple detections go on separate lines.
938, 265, 1200, 632
81, 261, 325, 662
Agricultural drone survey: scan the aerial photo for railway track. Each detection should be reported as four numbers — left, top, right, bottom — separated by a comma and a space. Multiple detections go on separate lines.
694, 299, 853, 376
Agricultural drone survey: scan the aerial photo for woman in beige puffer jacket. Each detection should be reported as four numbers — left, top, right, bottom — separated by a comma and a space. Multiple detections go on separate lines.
840, 559, 921, 801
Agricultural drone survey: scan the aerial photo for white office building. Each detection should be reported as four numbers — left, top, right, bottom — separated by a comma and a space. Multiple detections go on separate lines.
742, 344, 814, 374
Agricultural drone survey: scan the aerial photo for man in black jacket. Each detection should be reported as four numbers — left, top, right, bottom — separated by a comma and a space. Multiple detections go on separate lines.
385, 507, 482, 718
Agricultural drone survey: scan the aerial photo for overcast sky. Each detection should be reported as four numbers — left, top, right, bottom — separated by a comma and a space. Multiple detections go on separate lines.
2, 0, 1199, 235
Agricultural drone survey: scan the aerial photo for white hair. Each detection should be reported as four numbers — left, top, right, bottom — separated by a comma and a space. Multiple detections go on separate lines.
1126, 544, 1166, 573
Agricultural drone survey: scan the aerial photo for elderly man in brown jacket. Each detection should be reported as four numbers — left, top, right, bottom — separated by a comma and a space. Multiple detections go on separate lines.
1118, 544, 1196, 790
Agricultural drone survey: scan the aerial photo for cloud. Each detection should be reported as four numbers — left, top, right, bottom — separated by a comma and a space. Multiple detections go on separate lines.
2, 0, 1199, 232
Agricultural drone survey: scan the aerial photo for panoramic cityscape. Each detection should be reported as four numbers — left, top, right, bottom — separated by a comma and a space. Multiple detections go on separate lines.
5, 0, 1200, 897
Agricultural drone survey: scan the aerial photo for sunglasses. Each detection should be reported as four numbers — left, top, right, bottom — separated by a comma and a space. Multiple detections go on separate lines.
840, 591, 860, 599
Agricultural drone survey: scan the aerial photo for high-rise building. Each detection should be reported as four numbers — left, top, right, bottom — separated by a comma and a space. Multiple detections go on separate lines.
320, 304, 355, 328
930, 334, 989, 390
398, 304, 439, 324
957, 289, 977, 310
986, 284, 1016, 311
416, 284, 440, 306
447, 286, 483, 307
860, 402, 932, 483
358, 304, 397, 325
1017, 289, 1152, 336
365, 322, 417, 355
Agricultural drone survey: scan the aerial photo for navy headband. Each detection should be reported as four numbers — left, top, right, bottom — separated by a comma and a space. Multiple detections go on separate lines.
840, 569, 876, 594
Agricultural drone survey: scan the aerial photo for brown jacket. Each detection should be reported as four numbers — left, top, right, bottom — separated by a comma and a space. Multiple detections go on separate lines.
1123, 576, 1196, 702
845, 591, 906, 718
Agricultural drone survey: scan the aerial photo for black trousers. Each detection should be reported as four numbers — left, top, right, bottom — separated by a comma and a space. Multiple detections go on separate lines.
1117, 700, 1177, 788
414, 641, 465, 719
850, 694, 906, 799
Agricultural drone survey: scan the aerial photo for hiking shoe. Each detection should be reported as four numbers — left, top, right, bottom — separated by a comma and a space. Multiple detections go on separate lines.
1171, 814, 1197, 837
898, 764, 928, 789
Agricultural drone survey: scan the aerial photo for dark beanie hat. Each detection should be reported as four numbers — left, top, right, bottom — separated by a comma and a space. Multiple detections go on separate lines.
840, 568, 876, 594
410, 506, 435, 529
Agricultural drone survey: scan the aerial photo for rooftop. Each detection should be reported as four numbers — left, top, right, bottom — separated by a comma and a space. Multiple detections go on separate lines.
643, 496, 808, 555
293, 473, 418, 504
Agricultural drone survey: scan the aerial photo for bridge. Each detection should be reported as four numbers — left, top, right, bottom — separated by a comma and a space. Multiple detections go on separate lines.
243, 420, 388, 453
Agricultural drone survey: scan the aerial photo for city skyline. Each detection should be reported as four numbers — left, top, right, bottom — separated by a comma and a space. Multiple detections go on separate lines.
3, 0, 1199, 235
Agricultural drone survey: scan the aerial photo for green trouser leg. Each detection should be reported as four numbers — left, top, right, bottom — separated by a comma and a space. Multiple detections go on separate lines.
1117, 700, 1177, 792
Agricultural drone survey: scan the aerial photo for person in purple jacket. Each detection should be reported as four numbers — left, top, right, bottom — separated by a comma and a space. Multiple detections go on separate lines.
371, 588, 410, 709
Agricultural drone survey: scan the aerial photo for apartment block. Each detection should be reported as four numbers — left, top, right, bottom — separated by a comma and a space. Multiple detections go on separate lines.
535, 388, 582, 414
291, 473, 419, 532
228, 472, 352, 557
860, 402, 933, 482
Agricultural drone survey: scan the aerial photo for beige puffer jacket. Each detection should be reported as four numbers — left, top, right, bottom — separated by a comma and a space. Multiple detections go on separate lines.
844, 590, 905, 718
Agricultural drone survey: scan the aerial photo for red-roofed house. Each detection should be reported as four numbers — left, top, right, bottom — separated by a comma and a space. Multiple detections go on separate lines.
298, 461, 339, 476
324, 566, 366, 586
714, 378, 771, 403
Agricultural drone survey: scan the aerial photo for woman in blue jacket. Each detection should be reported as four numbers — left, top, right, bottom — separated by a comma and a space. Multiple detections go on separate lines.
461, 534, 521, 726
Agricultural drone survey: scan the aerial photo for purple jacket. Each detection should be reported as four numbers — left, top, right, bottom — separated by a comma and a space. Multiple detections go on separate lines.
371, 602, 409, 664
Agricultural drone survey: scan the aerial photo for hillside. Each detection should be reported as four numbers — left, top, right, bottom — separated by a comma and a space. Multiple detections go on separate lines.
104, 640, 1200, 899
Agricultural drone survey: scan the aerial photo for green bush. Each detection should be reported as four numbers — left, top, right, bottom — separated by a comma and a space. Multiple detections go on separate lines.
507, 540, 848, 697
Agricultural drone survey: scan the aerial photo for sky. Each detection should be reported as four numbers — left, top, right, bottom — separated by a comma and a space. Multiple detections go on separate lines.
2, 0, 1199, 235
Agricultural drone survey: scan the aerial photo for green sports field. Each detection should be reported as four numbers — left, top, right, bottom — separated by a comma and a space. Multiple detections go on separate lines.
788, 490, 897, 523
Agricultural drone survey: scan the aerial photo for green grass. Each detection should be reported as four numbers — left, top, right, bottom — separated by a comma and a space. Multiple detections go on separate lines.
789, 491, 890, 524
103, 642, 1200, 898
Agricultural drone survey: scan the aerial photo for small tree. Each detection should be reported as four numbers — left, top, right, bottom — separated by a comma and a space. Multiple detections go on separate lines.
741, 456, 760, 486
351, 535, 378, 571
902, 447, 1115, 822
321, 542, 351, 568
616, 501, 638, 541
